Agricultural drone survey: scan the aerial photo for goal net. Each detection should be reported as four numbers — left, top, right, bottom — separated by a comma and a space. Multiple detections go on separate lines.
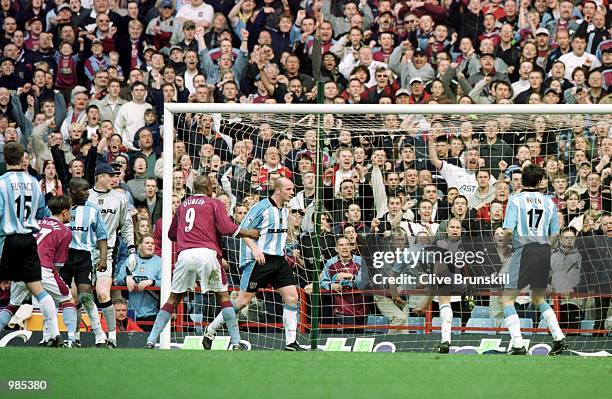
160, 104, 612, 354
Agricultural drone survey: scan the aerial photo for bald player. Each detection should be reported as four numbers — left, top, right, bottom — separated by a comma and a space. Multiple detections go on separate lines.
203, 177, 306, 351
145, 176, 259, 349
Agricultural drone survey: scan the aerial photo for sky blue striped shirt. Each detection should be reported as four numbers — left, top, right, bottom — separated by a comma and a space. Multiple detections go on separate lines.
239, 198, 288, 265
503, 189, 560, 248
69, 203, 108, 251
0, 171, 48, 236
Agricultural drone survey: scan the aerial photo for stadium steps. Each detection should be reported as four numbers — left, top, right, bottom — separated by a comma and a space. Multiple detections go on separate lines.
470, 306, 491, 319
580, 320, 596, 336
465, 318, 497, 335
431, 317, 463, 335
406, 317, 425, 334
365, 315, 389, 334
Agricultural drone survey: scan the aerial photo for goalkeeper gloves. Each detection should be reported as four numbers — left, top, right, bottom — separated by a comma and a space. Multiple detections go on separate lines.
126, 246, 138, 273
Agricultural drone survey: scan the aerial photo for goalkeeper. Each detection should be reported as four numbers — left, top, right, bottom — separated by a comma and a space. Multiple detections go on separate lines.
88, 164, 137, 348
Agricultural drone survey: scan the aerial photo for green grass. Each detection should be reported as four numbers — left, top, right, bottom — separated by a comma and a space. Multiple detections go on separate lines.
0, 348, 610, 399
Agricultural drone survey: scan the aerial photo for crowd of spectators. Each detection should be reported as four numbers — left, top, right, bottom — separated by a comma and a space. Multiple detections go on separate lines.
0, 0, 611, 333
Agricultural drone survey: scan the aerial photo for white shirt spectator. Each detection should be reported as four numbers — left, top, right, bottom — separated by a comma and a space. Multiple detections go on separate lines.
439, 161, 497, 196
114, 101, 153, 151
511, 79, 530, 99
338, 52, 388, 87
176, 2, 214, 28
558, 52, 601, 80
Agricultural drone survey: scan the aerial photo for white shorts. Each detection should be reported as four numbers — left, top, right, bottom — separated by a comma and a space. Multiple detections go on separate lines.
91, 248, 115, 280
171, 248, 227, 294
10, 267, 72, 305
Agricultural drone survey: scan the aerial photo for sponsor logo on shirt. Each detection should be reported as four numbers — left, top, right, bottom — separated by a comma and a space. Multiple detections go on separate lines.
267, 228, 288, 234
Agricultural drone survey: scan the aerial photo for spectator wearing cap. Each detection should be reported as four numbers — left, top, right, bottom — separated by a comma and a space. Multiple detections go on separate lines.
84, 39, 110, 82
407, 77, 430, 104
543, 87, 562, 104
23, 17, 44, 51
173, 20, 199, 53
462, 37, 509, 77
53, 4, 74, 32
467, 52, 510, 86
534, 28, 553, 69
21, 1, 49, 31
145, 0, 175, 52
322, 0, 373, 37
393, 88, 410, 105
114, 81, 153, 152
559, 35, 602, 80
389, 42, 435, 89
0, 57, 23, 90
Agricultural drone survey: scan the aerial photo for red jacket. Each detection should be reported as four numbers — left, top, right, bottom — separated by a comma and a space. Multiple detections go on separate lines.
101, 317, 143, 332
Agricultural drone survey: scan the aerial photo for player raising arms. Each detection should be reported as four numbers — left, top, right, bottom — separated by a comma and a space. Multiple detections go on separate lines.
502, 164, 567, 355
204, 177, 306, 351
88, 164, 137, 348
61, 178, 109, 348
0, 195, 74, 347
145, 175, 259, 349
0, 142, 61, 346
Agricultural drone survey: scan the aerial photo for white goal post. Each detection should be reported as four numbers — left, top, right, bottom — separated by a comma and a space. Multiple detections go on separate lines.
160, 104, 612, 350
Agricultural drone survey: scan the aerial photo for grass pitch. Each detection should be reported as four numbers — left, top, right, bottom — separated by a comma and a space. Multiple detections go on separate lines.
0, 348, 610, 399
